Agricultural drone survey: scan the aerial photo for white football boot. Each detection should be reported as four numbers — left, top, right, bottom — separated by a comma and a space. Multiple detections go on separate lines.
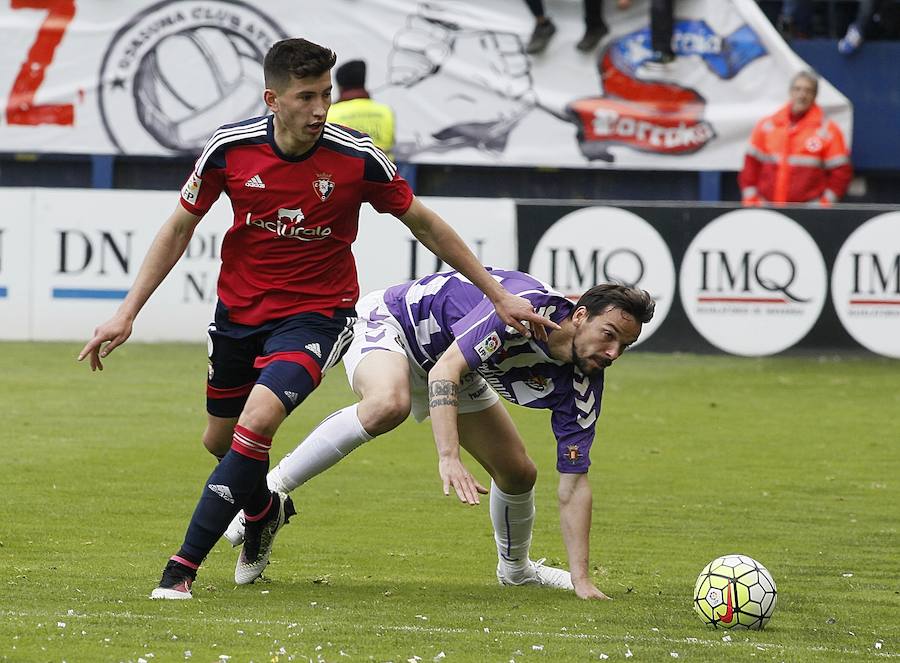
234, 492, 295, 584
496, 557, 575, 591
224, 510, 246, 547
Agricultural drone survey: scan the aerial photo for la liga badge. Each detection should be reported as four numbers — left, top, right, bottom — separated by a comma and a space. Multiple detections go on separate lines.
474, 331, 502, 361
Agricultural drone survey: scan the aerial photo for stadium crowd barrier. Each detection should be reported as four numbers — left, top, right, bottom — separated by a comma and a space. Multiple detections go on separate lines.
1, 188, 897, 358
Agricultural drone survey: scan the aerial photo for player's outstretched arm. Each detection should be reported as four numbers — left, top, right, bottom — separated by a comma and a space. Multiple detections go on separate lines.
399, 197, 558, 341
428, 342, 488, 505
558, 472, 611, 600
77, 205, 201, 371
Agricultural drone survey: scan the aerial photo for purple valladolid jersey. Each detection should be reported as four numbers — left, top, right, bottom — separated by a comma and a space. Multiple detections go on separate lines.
383, 269, 603, 473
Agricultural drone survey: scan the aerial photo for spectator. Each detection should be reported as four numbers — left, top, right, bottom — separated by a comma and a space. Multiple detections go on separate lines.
838, 0, 895, 55
776, 1, 814, 40
649, 0, 675, 64
739, 71, 852, 207
616, 0, 674, 64
523, 0, 610, 54
327, 59, 395, 160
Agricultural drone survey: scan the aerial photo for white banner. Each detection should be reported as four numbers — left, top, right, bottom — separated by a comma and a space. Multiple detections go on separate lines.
0, 0, 850, 170
0, 187, 514, 341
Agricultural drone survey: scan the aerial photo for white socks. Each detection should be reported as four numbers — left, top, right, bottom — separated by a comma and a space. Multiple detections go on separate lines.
267, 405, 373, 493
490, 480, 535, 577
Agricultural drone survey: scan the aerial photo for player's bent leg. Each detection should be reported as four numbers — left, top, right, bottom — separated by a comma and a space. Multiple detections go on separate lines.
353, 350, 412, 435
225, 350, 411, 547
457, 402, 536, 494
458, 404, 572, 592
157, 389, 287, 597
272, 349, 411, 492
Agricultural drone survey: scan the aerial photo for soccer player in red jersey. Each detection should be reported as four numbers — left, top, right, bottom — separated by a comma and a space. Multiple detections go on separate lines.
78, 38, 556, 599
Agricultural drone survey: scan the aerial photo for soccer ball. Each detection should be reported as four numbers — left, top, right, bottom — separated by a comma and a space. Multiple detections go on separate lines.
693, 554, 777, 630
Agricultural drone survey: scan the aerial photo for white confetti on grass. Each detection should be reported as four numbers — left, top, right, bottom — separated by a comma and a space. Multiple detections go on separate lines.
670, 653, 679, 658
625, 647, 633, 658
433, 652, 446, 661
532, 645, 543, 651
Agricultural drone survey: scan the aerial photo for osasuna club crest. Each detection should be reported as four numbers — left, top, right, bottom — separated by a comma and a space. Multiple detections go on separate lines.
313, 173, 335, 201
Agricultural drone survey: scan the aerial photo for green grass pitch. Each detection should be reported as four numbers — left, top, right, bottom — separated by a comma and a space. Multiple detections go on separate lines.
1, 342, 897, 662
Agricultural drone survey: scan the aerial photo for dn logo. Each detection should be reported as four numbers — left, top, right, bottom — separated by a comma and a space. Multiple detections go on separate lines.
57, 230, 132, 275
548, 247, 645, 290
699, 250, 808, 303
852, 253, 900, 295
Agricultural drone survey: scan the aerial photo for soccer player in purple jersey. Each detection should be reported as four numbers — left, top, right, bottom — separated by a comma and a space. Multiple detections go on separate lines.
226, 269, 655, 599
77, 39, 554, 600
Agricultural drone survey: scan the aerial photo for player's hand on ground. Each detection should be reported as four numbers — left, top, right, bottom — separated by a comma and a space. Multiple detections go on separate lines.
77, 314, 134, 371
496, 293, 559, 342
439, 456, 488, 505
573, 578, 611, 600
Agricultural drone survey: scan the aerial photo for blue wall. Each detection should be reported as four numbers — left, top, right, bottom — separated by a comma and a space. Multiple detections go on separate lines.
793, 39, 900, 170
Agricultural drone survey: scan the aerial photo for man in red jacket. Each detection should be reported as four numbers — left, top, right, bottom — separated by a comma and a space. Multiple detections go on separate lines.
739, 71, 852, 207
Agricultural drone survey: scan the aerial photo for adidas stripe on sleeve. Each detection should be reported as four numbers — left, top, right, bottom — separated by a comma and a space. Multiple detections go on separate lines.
180, 117, 269, 216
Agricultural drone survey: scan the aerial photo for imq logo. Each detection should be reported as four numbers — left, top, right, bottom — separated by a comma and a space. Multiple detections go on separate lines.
831, 212, 900, 358
680, 209, 826, 356
527, 207, 675, 346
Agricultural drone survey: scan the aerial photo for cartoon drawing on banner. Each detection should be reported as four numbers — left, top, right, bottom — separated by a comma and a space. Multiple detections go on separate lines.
382, 2, 766, 163
566, 20, 765, 161
98, 0, 287, 154
383, 2, 540, 159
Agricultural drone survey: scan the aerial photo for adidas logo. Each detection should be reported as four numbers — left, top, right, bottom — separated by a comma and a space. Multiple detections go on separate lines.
284, 391, 299, 404
305, 342, 322, 358
244, 174, 265, 188
208, 483, 234, 503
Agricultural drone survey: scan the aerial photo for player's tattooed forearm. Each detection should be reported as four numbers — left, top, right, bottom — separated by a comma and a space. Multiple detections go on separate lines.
429, 380, 458, 408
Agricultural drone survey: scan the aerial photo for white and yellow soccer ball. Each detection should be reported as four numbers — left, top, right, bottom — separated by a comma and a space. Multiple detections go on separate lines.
693, 554, 777, 630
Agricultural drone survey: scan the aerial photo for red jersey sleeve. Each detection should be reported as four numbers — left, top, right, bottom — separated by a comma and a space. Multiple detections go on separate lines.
179, 166, 225, 216
356, 143, 413, 216
178, 126, 233, 216
364, 171, 413, 216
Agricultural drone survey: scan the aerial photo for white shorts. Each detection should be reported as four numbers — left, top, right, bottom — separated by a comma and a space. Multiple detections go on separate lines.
343, 290, 499, 422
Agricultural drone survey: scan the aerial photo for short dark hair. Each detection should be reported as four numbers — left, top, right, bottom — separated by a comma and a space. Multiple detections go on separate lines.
264, 38, 337, 91
573, 284, 655, 324
336, 59, 367, 90
790, 70, 818, 96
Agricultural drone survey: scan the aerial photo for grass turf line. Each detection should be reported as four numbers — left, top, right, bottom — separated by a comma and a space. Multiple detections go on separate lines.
0, 342, 897, 662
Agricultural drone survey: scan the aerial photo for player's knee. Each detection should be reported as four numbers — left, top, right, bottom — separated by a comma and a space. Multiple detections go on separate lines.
202, 428, 232, 459
360, 389, 411, 435
497, 458, 537, 494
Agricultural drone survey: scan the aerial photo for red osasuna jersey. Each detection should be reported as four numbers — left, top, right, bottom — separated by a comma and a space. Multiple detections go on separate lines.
179, 115, 413, 326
